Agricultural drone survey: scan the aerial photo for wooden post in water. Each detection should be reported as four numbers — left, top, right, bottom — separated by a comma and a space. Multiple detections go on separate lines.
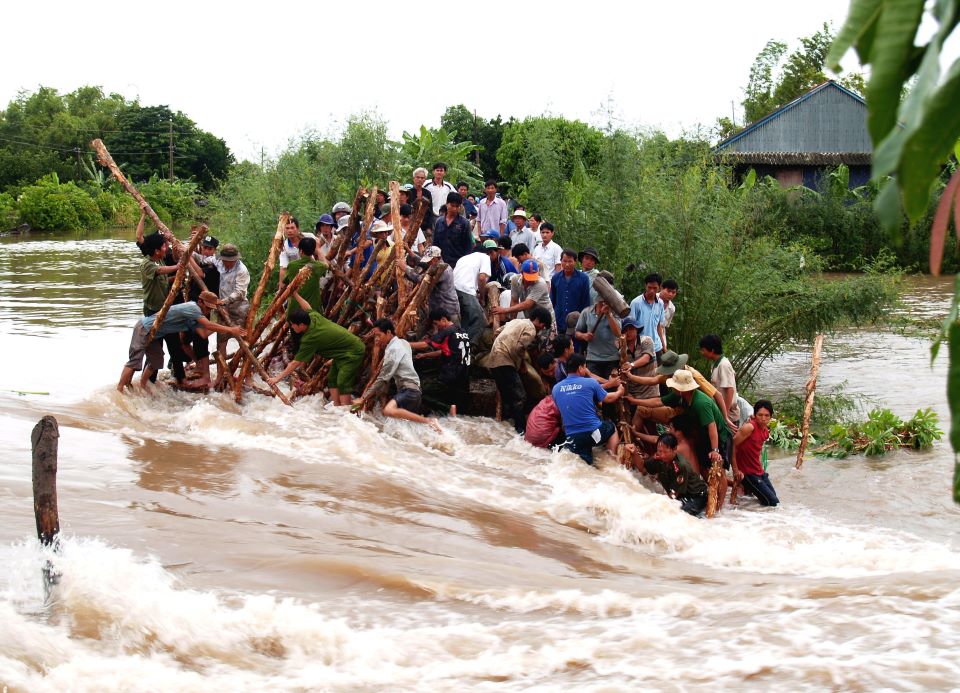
32, 416, 60, 547
795, 334, 825, 470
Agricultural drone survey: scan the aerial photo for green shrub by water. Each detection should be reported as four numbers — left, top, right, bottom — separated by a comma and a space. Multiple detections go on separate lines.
16, 174, 103, 232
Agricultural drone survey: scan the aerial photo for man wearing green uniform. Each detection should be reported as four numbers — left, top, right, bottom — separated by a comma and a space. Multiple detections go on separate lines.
284, 237, 328, 317
268, 292, 365, 406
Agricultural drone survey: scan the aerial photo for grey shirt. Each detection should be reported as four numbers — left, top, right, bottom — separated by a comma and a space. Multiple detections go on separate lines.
576, 306, 622, 362
510, 274, 556, 327
375, 336, 421, 393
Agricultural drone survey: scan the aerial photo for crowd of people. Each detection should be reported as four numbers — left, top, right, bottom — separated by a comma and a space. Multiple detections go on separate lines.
118, 161, 780, 515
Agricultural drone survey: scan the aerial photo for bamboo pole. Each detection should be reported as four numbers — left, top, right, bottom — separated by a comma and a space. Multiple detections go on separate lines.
706, 460, 727, 518
216, 307, 292, 406
795, 334, 825, 469
248, 213, 289, 334
146, 228, 206, 341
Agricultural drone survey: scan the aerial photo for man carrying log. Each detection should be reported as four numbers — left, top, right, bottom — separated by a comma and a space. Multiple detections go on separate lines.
118, 292, 245, 392
267, 292, 365, 406
355, 319, 442, 432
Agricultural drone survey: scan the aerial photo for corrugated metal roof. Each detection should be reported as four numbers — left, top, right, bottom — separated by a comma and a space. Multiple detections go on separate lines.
715, 81, 870, 155
717, 151, 871, 165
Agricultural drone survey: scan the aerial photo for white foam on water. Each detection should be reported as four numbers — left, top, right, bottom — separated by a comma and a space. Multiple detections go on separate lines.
81, 386, 960, 581
2, 536, 958, 691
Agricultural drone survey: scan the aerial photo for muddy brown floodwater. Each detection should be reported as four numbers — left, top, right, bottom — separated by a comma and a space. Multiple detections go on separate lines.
1, 231, 958, 691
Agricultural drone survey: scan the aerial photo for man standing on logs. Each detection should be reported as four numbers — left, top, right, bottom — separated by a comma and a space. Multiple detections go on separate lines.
118, 292, 245, 392
355, 318, 442, 432
268, 292, 366, 406
432, 192, 472, 267
424, 162, 454, 218
278, 217, 314, 293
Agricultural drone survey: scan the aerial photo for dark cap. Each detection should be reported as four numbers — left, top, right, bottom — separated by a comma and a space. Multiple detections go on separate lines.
578, 247, 600, 263
219, 243, 240, 259
201, 235, 219, 248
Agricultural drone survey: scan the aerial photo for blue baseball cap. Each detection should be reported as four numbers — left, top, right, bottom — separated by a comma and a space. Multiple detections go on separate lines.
521, 259, 540, 280
317, 214, 335, 227
621, 317, 641, 331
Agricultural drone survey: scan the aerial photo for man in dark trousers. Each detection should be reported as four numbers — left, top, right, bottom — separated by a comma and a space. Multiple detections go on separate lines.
432, 192, 473, 267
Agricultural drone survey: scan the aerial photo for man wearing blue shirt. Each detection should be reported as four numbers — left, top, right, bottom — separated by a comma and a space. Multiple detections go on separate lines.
552, 354, 626, 465
118, 291, 246, 393
629, 272, 666, 355
550, 249, 591, 333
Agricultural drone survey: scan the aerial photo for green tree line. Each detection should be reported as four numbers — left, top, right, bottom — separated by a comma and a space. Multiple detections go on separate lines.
0, 85, 232, 232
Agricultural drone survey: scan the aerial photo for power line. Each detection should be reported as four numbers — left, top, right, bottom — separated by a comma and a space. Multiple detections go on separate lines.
0, 134, 199, 158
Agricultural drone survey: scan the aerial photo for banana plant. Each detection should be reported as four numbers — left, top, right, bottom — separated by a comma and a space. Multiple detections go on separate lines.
830, 0, 960, 502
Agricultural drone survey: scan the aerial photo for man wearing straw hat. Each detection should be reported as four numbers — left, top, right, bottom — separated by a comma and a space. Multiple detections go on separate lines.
630, 367, 732, 473
117, 291, 245, 393
210, 243, 250, 360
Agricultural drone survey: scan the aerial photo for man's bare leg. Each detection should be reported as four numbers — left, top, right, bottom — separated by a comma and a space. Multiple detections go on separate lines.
384, 400, 442, 433
182, 357, 211, 389
329, 387, 341, 405
118, 367, 136, 392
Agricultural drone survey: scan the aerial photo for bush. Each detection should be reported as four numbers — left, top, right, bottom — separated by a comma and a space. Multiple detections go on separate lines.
0, 191, 16, 229
138, 176, 199, 225
93, 190, 140, 226
16, 174, 103, 231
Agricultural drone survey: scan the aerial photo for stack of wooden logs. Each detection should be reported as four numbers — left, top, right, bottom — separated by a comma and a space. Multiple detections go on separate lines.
219, 183, 443, 405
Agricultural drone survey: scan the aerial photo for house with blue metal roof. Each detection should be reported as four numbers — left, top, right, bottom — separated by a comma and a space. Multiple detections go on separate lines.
715, 80, 871, 189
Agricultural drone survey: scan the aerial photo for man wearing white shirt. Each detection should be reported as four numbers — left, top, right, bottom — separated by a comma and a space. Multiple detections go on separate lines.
532, 223, 563, 285
528, 213, 544, 244
424, 162, 455, 217
452, 239, 499, 347
508, 209, 536, 250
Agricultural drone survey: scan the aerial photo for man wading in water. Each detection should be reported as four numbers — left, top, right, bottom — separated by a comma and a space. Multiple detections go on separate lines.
118, 291, 245, 392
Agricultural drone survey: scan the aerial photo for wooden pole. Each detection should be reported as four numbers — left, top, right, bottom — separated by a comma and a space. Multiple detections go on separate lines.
91, 139, 175, 243
92, 139, 208, 295
389, 181, 406, 306
32, 416, 60, 547
247, 213, 289, 334
146, 228, 206, 342
795, 334, 825, 470
215, 308, 292, 406
233, 265, 312, 401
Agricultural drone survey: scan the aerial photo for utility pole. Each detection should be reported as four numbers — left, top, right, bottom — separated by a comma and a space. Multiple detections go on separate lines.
473, 110, 480, 168
74, 147, 82, 178
261, 147, 265, 171
731, 100, 736, 127
168, 117, 174, 183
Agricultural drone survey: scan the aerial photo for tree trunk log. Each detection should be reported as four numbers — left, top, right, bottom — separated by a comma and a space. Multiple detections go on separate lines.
795, 334, 825, 469
389, 181, 406, 306
248, 213, 289, 333
31, 416, 60, 547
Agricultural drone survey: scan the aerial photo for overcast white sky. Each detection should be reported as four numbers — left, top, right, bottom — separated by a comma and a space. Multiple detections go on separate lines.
5, 0, 857, 162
